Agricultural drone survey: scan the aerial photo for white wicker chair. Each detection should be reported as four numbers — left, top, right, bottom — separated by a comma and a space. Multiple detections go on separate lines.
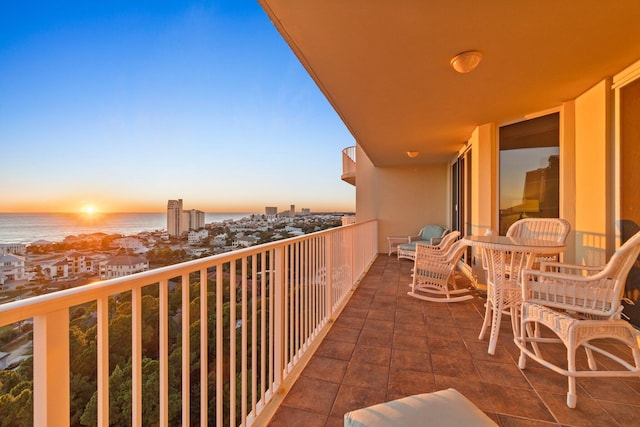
407, 238, 472, 302
515, 230, 640, 408
479, 218, 571, 351
506, 218, 571, 266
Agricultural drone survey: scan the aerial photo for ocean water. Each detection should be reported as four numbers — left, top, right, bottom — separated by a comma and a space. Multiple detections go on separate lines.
0, 212, 255, 244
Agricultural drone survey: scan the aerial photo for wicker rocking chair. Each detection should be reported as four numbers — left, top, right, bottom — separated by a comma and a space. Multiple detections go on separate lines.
407, 238, 472, 302
515, 230, 640, 408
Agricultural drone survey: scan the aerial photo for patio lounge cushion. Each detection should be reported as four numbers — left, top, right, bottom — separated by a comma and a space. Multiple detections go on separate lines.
343, 388, 497, 427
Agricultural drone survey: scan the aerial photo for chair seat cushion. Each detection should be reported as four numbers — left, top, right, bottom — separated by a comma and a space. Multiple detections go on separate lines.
343, 388, 497, 427
398, 242, 419, 251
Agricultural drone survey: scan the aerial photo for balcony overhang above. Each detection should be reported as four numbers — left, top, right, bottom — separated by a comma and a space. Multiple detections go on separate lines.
260, 0, 640, 166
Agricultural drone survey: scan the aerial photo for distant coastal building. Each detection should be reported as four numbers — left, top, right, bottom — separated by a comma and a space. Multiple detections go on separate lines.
0, 243, 27, 256
167, 199, 184, 237
188, 229, 208, 244
0, 254, 25, 284
99, 255, 149, 280
66, 252, 95, 276
184, 209, 205, 231
112, 237, 145, 251
167, 199, 205, 237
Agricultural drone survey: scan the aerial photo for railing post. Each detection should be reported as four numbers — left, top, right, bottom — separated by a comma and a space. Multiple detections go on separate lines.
273, 246, 285, 388
325, 233, 333, 319
33, 309, 70, 427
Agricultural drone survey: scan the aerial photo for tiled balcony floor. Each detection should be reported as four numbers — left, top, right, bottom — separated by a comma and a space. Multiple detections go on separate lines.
268, 255, 640, 427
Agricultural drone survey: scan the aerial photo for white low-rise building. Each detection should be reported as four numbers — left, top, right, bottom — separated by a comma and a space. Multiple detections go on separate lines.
0, 243, 27, 256
112, 237, 145, 250
0, 254, 25, 284
188, 229, 209, 244
99, 255, 149, 280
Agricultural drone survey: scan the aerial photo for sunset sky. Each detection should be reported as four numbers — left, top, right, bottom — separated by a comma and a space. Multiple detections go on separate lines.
0, 1, 356, 214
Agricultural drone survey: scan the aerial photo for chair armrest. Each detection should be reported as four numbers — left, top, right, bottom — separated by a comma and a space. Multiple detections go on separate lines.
521, 268, 619, 318
388, 236, 410, 243
407, 234, 422, 243
538, 262, 604, 276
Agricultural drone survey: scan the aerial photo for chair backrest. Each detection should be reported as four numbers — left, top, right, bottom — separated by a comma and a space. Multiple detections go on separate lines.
420, 225, 447, 241
598, 230, 640, 305
415, 238, 468, 273
543, 230, 640, 318
506, 218, 570, 243
415, 231, 461, 258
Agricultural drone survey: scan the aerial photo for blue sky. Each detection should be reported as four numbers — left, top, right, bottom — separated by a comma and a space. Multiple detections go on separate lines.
0, 1, 355, 213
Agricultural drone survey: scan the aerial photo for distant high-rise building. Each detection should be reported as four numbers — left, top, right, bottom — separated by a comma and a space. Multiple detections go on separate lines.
265, 206, 278, 216
185, 209, 205, 231
168, 200, 205, 237
167, 199, 183, 237
301, 208, 311, 215
290, 204, 295, 218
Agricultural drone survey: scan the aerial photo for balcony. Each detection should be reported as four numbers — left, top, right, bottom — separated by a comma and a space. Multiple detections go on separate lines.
340, 146, 356, 186
2, 220, 639, 426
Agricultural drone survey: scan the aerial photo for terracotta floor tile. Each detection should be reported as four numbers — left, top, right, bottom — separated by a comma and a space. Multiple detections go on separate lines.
577, 376, 640, 405
433, 375, 498, 413
314, 339, 355, 361
268, 406, 327, 427
431, 353, 480, 379
301, 356, 348, 384
281, 376, 339, 415
489, 387, 555, 422
598, 399, 640, 426
342, 361, 389, 389
427, 334, 470, 355
393, 332, 430, 352
330, 385, 387, 419
495, 414, 561, 426
387, 367, 436, 397
474, 359, 531, 389
351, 344, 391, 366
332, 314, 365, 330
324, 325, 360, 344
357, 328, 393, 347
362, 318, 394, 333
538, 391, 617, 426
393, 320, 427, 336
390, 348, 431, 372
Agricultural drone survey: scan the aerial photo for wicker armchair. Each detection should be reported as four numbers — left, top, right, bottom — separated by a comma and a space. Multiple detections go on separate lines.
407, 238, 472, 302
515, 230, 640, 408
395, 225, 448, 260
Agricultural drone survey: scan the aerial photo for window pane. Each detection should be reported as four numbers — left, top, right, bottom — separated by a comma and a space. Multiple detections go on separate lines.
499, 114, 559, 235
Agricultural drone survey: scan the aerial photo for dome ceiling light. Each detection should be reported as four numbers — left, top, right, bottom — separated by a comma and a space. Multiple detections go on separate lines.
450, 50, 483, 73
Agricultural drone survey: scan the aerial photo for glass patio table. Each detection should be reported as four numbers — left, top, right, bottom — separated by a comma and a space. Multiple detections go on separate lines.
463, 235, 567, 355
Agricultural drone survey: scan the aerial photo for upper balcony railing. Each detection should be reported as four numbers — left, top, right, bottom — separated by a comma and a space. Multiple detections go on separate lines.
0, 220, 378, 426
341, 146, 356, 186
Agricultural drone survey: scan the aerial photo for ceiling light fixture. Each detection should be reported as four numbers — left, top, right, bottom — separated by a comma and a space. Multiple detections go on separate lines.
406, 151, 420, 159
450, 50, 483, 73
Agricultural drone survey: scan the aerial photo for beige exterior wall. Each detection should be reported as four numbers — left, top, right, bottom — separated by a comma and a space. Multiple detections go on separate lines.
574, 79, 612, 266
355, 145, 449, 253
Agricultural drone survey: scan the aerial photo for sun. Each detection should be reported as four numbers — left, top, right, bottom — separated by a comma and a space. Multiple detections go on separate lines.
81, 204, 96, 214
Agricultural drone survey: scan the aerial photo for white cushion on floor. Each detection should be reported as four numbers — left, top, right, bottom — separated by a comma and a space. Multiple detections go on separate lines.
343, 388, 497, 427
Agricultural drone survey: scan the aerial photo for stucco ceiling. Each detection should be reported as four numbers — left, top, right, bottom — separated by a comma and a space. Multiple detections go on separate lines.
259, 0, 640, 166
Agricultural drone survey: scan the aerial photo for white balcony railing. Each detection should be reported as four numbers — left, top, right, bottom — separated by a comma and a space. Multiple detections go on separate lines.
0, 220, 378, 426
341, 146, 356, 185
